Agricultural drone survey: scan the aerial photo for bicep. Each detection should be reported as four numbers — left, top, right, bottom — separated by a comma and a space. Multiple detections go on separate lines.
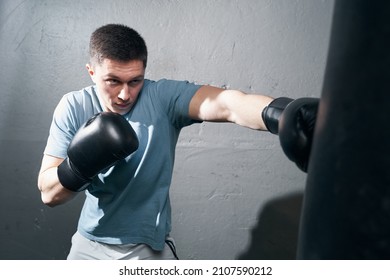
189, 85, 233, 121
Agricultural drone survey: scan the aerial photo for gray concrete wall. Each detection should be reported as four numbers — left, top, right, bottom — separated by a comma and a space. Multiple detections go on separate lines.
0, 0, 334, 259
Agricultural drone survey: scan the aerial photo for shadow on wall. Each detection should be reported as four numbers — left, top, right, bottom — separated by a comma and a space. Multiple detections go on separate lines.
0, 138, 84, 260
238, 192, 303, 260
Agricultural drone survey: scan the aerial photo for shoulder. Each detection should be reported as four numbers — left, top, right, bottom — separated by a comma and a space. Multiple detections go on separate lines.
61, 85, 97, 106
53, 85, 100, 128
56, 86, 100, 113
141, 79, 201, 98
150, 79, 199, 89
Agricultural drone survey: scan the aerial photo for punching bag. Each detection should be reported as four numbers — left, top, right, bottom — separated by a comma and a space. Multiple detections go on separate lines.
297, 0, 390, 259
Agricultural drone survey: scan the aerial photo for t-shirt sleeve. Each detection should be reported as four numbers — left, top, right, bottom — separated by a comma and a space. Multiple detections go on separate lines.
154, 79, 202, 128
44, 87, 102, 158
43, 94, 80, 158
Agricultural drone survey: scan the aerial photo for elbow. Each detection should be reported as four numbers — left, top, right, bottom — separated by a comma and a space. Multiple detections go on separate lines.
37, 173, 70, 207
38, 183, 65, 207
41, 197, 57, 208
40, 191, 60, 207
38, 184, 76, 207
37, 181, 55, 207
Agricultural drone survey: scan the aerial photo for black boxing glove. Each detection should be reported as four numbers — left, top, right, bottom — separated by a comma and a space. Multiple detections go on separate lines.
262, 97, 319, 172
262, 97, 294, 134
57, 112, 139, 191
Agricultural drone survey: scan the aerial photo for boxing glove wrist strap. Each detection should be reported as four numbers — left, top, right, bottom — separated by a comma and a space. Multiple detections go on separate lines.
57, 158, 90, 192
261, 97, 293, 134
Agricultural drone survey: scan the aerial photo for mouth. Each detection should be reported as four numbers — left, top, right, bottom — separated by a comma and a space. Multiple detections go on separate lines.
115, 102, 132, 109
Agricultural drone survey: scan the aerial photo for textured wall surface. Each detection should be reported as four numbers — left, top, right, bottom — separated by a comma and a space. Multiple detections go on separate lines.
0, 0, 334, 259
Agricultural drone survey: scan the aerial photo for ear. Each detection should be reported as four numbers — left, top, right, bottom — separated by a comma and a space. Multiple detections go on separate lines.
86, 63, 96, 83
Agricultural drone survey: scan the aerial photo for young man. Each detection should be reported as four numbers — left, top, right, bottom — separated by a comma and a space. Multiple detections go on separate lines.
38, 24, 318, 259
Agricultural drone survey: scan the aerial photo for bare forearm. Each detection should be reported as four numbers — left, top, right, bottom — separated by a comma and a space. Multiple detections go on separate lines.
223, 90, 273, 130
190, 86, 274, 130
38, 167, 77, 207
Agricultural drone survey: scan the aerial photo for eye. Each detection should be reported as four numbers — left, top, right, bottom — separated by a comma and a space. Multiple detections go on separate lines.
129, 79, 143, 86
105, 79, 120, 86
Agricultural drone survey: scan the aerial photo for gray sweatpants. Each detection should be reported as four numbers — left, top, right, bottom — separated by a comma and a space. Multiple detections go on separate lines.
67, 231, 178, 260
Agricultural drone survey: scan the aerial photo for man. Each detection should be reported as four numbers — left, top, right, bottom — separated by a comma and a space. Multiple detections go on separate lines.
37, 24, 318, 259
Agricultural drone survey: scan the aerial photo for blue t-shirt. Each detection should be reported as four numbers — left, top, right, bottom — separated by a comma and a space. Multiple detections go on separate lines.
44, 79, 202, 250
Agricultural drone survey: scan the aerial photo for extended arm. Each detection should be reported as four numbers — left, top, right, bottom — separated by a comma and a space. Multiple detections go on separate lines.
189, 85, 273, 129
189, 85, 319, 172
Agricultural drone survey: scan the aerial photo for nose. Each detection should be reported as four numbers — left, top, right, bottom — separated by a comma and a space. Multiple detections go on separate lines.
118, 85, 131, 102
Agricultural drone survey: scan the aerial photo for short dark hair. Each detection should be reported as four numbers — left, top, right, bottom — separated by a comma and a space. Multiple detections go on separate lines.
89, 24, 148, 67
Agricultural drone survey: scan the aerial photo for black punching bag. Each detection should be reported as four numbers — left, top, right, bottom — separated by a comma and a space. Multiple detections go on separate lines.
297, 0, 390, 259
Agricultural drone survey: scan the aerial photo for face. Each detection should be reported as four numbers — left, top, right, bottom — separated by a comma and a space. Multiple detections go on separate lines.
87, 59, 145, 115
